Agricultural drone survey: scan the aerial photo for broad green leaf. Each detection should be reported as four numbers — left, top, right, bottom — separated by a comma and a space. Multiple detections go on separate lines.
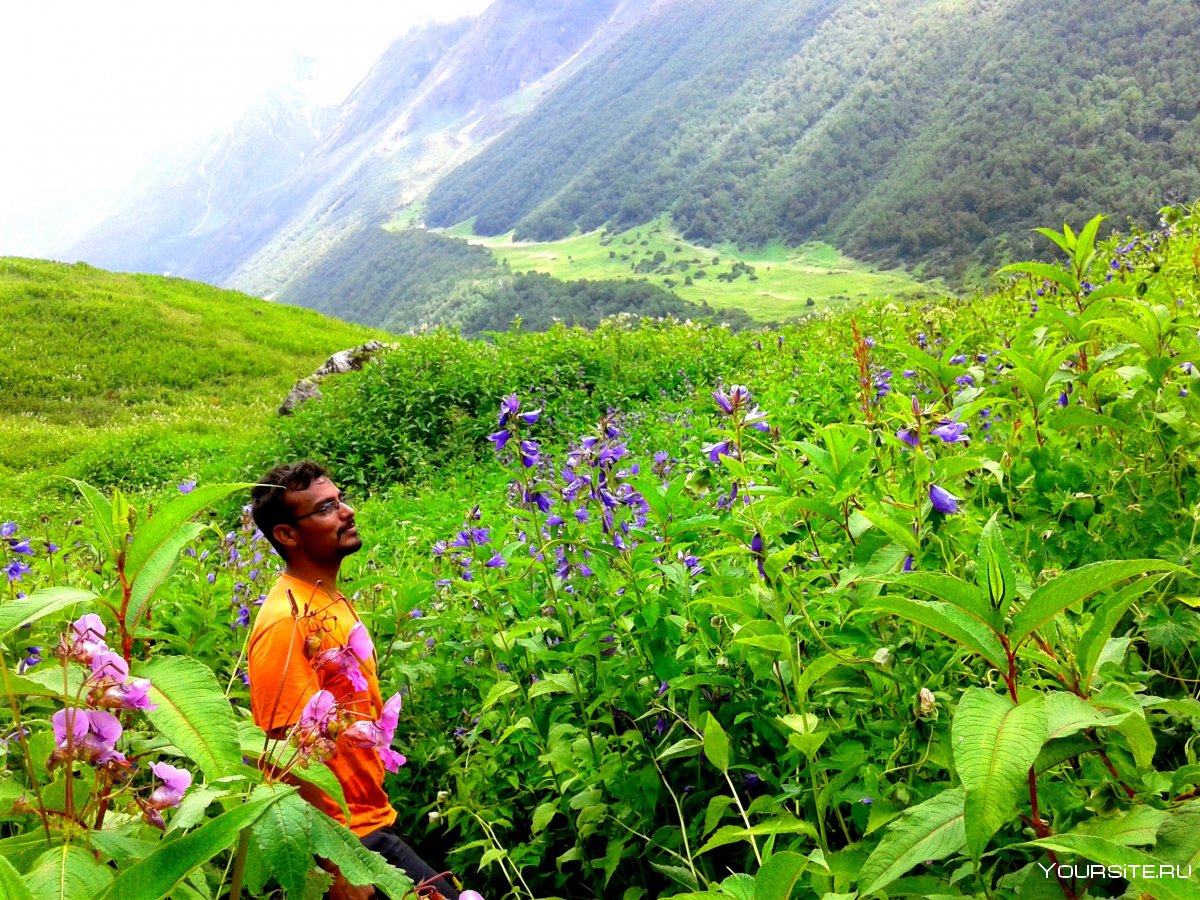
734, 634, 791, 655
136, 656, 242, 781
858, 787, 967, 895
657, 738, 703, 762
532, 801, 558, 835
1076, 577, 1164, 692
25, 844, 113, 900
125, 521, 206, 632
754, 850, 809, 900
309, 811, 415, 898
1091, 683, 1156, 768
650, 862, 700, 892
886, 572, 993, 625
794, 654, 846, 702
703, 713, 730, 773
1042, 691, 1128, 742
0, 855, 36, 900
287, 759, 350, 823
995, 261, 1080, 296
952, 689, 1047, 858
0, 587, 96, 639
1009, 559, 1185, 646
976, 514, 1016, 619
1025, 834, 1200, 900
0, 831, 62, 872
697, 816, 818, 855
858, 505, 919, 554
528, 673, 576, 699
1156, 799, 1200, 868
1069, 805, 1168, 846
89, 832, 159, 863
67, 479, 118, 564
125, 483, 253, 585
243, 791, 313, 897
868, 596, 1008, 671
1048, 407, 1126, 432
482, 679, 519, 710
99, 786, 292, 900
704, 795, 735, 837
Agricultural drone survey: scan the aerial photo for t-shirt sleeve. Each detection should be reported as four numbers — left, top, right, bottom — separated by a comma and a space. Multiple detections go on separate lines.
247, 611, 321, 732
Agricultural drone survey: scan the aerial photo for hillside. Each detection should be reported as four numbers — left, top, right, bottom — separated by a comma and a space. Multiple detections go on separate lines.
67, 1, 659, 299
425, 0, 1200, 278
0, 257, 385, 506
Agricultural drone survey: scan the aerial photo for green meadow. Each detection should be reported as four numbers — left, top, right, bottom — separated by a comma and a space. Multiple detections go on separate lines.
439, 217, 938, 320
0, 257, 386, 510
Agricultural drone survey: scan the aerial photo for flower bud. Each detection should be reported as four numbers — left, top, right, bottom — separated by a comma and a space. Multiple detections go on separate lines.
303, 634, 324, 660
428, 810, 441, 824
871, 647, 894, 670
918, 688, 937, 718
437, 790, 451, 803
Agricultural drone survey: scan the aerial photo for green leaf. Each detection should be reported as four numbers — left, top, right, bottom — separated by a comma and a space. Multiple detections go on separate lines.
1042, 691, 1128, 742
1069, 805, 1168, 846
99, 786, 292, 900
858, 788, 967, 895
0, 855, 36, 900
703, 712, 730, 773
1156, 799, 1200, 868
482, 679, 519, 711
887, 572, 994, 625
976, 514, 1016, 619
995, 261, 1080, 296
858, 505, 919, 554
1025, 835, 1200, 900
754, 850, 809, 900
244, 792, 313, 897
309, 811, 415, 898
696, 816, 818, 855
733, 634, 791, 655
66, 479, 119, 565
1009, 559, 1185, 646
136, 656, 243, 781
0, 831, 62, 872
125, 521, 206, 632
286, 759, 350, 823
867, 596, 1008, 671
0, 587, 96, 639
1076, 577, 1163, 692
532, 801, 558, 835
25, 844, 114, 900
125, 483, 253, 587
952, 689, 1047, 858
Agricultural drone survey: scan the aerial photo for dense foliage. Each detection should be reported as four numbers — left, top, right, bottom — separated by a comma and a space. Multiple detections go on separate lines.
277, 227, 756, 334
2, 204, 1200, 899
425, 0, 1200, 280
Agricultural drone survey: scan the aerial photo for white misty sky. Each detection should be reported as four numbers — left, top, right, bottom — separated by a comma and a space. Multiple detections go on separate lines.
0, 0, 494, 258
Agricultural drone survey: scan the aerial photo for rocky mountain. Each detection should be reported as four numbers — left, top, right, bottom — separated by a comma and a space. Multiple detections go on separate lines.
69, 0, 661, 297
68, 0, 1200, 311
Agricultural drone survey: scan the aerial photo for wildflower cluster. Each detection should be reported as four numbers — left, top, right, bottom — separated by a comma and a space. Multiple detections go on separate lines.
46, 613, 192, 829
288, 689, 407, 773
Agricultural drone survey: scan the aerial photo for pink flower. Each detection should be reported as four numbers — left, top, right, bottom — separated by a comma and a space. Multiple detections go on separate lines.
62, 614, 108, 665
51, 707, 124, 765
343, 693, 406, 773
292, 690, 341, 763
311, 622, 374, 692
88, 649, 157, 711
148, 761, 192, 810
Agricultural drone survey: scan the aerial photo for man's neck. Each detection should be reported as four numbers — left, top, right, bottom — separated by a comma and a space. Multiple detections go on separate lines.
282, 560, 341, 592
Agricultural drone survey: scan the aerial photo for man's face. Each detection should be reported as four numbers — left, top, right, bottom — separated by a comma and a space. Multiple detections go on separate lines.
281, 476, 362, 562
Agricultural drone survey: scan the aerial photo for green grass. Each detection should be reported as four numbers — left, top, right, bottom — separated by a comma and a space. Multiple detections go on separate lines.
445, 217, 940, 319
0, 257, 388, 513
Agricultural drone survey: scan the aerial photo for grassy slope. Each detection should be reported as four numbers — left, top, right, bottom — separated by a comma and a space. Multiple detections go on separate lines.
0, 257, 387, 511
438, 218, 937, 319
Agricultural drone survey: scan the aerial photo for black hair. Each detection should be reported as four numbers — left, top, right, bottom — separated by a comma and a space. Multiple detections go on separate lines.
250, 460, 330, 559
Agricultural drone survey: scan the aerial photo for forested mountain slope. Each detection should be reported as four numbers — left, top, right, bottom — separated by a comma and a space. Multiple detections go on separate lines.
425, 0, 1200, 278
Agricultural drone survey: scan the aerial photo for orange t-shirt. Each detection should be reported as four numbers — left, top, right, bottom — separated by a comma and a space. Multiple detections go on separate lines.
247, 574, 397, 836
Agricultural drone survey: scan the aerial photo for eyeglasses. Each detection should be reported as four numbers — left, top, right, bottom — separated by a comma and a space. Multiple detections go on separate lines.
293, 495, 351, 521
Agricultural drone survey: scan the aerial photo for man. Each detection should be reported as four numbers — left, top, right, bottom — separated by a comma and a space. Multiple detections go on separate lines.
248, 461, 460, 900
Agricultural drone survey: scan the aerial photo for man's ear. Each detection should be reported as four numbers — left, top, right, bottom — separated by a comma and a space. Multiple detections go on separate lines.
273, 523, 300, 554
